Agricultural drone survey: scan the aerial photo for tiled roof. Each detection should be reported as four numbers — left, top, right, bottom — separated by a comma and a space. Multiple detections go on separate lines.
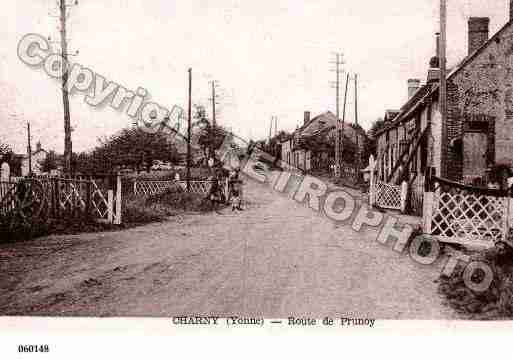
375, 84, 433, 136
297, 111, 363, 139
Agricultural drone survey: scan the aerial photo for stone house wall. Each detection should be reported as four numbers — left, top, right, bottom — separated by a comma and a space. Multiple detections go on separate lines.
447, 22, 513, 181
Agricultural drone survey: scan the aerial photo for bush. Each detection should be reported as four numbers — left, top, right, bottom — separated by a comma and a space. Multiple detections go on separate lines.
146, 188, 215, 212
0, 213, 116, 243
122, 196, 175, 224
122, 188, 217, 225
438, 245, 513, 319
0, 216, 49, 242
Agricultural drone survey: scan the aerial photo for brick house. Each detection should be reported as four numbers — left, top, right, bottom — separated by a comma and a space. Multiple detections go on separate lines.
281, 111, 367, 172
375, 2, 513, 191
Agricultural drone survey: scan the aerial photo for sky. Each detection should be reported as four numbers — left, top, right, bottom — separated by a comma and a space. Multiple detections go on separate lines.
0, 0, 510, 154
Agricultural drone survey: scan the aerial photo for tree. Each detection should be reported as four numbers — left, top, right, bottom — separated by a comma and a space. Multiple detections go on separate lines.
197, 123, 229, 164
39, 150, 59, 173
189, 104, 230, 165
366, 118, 387, 157
0, 143, 11, 159
0, 143, 22, 176
75, 127, 180, 174
368, 118, 386, 139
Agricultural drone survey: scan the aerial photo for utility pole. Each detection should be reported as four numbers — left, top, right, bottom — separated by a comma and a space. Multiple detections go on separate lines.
211, 80, 216, 161
354, 73, 360, 181
331, 53, 344, 177
211, 81, 216, 130
27, 122, 32, 177
268, 117, 273, 143
274, 116, 278, 157
187, 68, 192, 191
440, 0, 447, 178
341, 72, 350, 165
58, 0, 73, 175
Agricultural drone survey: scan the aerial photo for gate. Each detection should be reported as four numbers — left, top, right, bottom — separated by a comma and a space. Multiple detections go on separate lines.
0, 175, 121, 228
422, 175, 511, 248
0, 179, 46, 228
368, 155, 407, 212
373, 180, 407, 211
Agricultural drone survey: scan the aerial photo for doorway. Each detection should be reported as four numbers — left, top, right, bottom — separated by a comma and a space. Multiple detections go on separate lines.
462, 132, 488, 181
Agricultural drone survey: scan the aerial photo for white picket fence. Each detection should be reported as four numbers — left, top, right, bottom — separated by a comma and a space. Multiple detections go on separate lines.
422, 176, 512, 248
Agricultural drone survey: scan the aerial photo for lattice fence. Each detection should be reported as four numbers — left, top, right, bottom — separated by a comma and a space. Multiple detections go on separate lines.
423, 176, 510, 247
91, 180, 110, 220
133, 180, 213, 197
0, 182, 17, 206
374, 180, 402, 210
0, 181, 23, 215
134, 180, 183, 197
0, 176, 120, 226
56, 179, 88, 212
0, 179, 47, 227
179, 181, 213, 195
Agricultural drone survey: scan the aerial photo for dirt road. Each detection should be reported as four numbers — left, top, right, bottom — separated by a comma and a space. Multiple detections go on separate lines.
0, 179, 456, 319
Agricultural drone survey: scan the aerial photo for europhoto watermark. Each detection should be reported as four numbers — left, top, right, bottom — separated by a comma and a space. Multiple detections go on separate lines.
217, 134, 496, 294
17, 33, 186, 136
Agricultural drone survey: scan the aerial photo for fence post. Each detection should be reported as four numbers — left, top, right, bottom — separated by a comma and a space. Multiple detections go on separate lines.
504, 193, 512, 242
422, 191, 433, 234
368, 155, 376, 207
107, 190, 114, 223
72, 182, 78, 218
1, 162, 10, 181
86, 180, 92, 218
369, 173, 374, 207
400, 180, 408, 214
54, 178, 60, 218
114, 173, 121, 225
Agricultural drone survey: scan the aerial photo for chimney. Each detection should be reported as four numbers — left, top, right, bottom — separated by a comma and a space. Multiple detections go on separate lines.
468, 17, 490, 55
427, 33, 441, 83
36, 141, 42, 152
407, 79, 420, 99
436, 32, 440, 58
304, 111, 310, 125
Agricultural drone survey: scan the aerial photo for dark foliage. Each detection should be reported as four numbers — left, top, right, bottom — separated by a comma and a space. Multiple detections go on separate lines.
74, 127, 180, 174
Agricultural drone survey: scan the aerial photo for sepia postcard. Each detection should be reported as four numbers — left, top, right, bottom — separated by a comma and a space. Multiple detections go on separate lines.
1, 0, 513, 357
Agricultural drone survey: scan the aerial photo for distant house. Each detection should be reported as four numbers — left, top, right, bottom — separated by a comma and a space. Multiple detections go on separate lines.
21, 142, 47, 176
375, 5, 513, 189
281, 111, 367, 172
0, 153, 23, 177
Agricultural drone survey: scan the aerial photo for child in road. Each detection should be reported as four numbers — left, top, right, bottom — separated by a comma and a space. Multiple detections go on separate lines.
207, 172, 223, 212
229, 168, 243, 211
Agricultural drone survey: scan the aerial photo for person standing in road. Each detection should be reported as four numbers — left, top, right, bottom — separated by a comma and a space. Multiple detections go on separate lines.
229, 168, 243, 211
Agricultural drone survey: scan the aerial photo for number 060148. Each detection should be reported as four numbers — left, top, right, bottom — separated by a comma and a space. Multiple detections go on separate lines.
18, 345, 49, 353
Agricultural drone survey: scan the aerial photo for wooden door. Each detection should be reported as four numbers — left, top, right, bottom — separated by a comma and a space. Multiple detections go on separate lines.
463, 132, 488, 179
